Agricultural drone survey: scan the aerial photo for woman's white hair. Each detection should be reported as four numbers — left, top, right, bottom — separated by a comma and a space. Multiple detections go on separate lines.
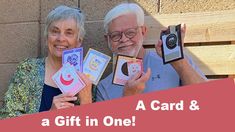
44, 5, 86, 41
104, 3, 145, 33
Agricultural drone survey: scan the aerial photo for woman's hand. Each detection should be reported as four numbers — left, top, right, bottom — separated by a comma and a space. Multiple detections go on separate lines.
77, 72, 93, 104
50, 93, 77, 110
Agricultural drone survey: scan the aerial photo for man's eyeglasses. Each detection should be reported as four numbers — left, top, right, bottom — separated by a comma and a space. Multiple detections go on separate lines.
108, 26, 141, 42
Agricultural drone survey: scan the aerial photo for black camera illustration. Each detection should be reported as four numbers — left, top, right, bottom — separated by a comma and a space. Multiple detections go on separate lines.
160, 24, 184, 64
166, 33, 177, 50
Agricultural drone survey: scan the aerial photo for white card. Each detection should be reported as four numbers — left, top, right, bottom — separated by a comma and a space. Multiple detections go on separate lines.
52, 63, 86, 96
83, 48, 111, 85
127, 59, 143, 77
113, 55, 143, 86
62, 47, 83, 72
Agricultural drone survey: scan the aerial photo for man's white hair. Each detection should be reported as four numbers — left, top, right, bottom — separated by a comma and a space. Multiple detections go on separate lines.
104, 3, 145, 33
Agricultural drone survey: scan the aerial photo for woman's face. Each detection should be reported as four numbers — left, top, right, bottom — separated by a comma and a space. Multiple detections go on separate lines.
47, 18, 81, 58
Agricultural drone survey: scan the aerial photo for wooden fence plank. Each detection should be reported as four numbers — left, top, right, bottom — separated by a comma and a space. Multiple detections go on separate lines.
146, 45, 235, 75
144, 10, 235, 45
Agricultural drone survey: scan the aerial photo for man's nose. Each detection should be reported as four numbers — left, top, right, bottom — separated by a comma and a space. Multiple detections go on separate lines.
119, 32, 129, 42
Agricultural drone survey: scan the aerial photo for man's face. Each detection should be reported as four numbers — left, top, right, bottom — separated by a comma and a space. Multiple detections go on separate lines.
47, 18, 81, 58
107, 14, 144, 57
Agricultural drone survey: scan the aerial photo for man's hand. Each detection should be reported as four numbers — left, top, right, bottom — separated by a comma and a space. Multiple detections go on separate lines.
155, 23, 186, 57
155, 23, 206, 85
123, 68, 151, 96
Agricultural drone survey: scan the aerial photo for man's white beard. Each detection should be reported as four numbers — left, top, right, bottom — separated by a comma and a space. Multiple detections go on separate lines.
131, 37, 143, 57
108, 38, 143, 57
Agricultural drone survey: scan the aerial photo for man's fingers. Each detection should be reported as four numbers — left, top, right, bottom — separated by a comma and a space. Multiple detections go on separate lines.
180, 23, 186, 46
129, 71, 142, 81
162, 27, 168, 32
138, 68, 151, 83
181, 23, 186, 34
123, 68, 151, 97
155, 40, 162, 57
155, 40, 162, 48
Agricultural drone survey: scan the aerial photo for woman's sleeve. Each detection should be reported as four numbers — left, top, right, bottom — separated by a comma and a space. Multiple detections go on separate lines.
0, 59, 30, 119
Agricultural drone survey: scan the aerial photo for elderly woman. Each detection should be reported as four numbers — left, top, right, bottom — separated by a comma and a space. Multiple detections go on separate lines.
0, 5, 94, 119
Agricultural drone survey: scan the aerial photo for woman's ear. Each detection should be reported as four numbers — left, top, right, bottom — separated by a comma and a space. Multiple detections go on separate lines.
77, 38, 83, 47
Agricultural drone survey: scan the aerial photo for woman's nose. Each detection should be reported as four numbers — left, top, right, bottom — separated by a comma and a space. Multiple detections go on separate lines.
57, 33, 66, 41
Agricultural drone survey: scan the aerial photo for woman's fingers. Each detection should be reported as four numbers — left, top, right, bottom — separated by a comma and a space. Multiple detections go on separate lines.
77, 71, 92, 85
51, 93, 77, 110
57, 102, 75, 109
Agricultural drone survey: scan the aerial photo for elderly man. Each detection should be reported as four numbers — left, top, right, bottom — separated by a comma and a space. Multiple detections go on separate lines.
96, 3, 207, 101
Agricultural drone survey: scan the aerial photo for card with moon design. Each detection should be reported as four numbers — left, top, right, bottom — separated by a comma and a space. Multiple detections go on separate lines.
52, 63, 86, 96
62, 47, 83, 72
113, 55, 143, 86
83, 48, 111, 85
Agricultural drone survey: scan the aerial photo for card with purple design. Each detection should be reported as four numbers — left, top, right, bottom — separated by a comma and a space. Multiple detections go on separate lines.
83, 48, 111, 85
62, 47, 83, 72
52, 63, 86, 96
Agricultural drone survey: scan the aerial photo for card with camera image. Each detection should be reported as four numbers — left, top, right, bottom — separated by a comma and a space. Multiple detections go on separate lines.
52, 63, 86, 96
83, 48, 111, 85
62, 47, 83, 72
113, 55, 143, 86
160, 24, 184, 64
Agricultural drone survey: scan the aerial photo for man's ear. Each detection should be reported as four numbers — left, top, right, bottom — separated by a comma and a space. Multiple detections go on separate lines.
141, 26, 147, 36
104, 34, 108, 42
